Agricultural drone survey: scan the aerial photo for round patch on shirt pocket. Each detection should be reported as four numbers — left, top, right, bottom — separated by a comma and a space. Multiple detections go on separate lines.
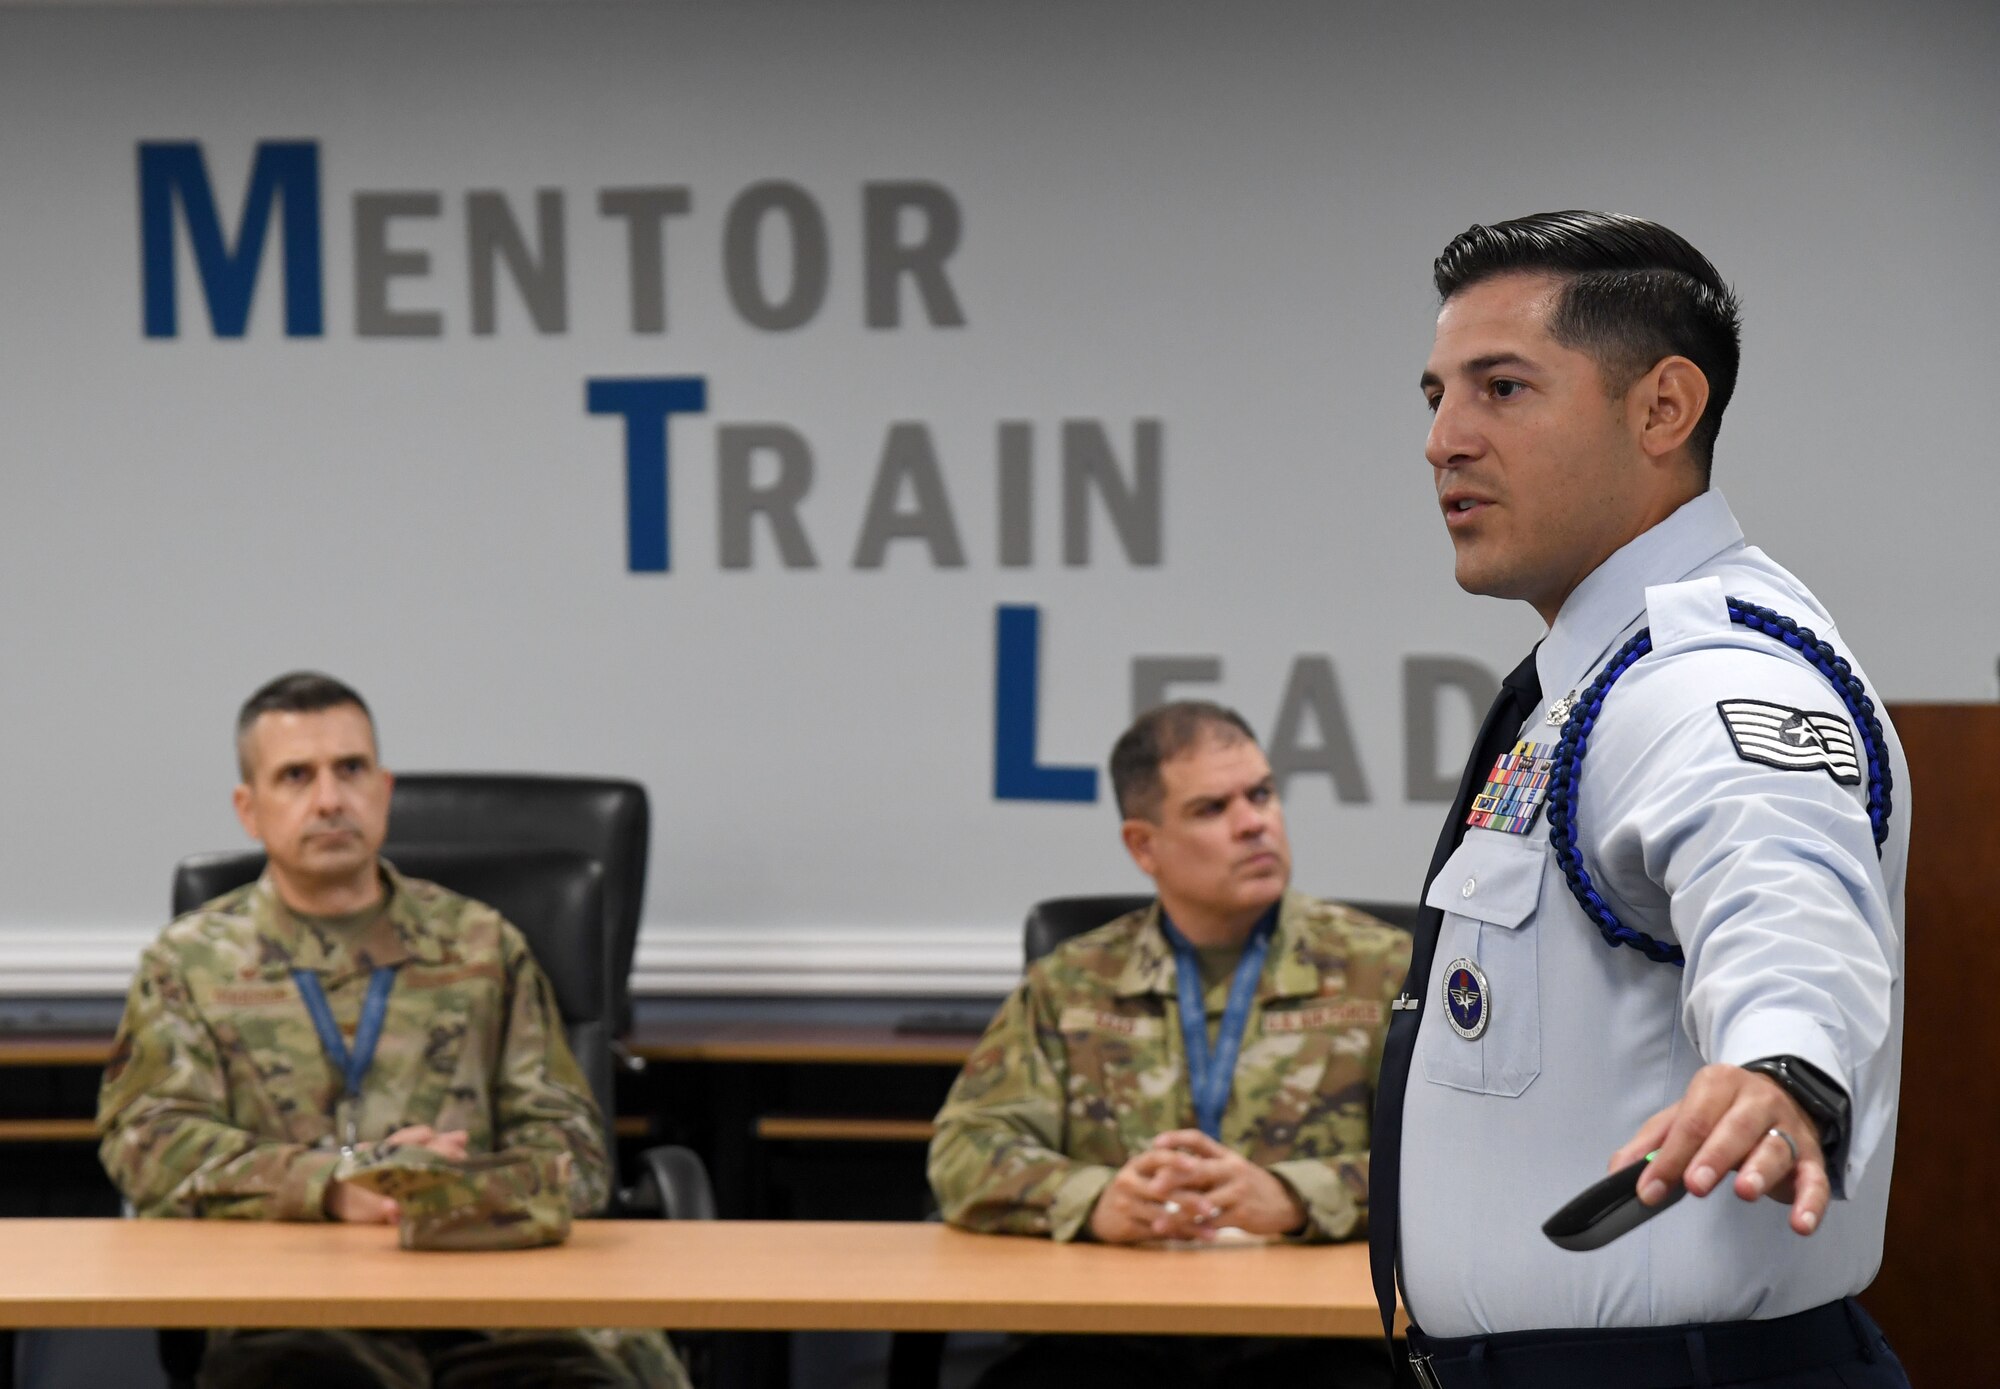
1419, 918, 1540, 1097
1419, 832, 1546, 1098
1442, 958, 1490, 1039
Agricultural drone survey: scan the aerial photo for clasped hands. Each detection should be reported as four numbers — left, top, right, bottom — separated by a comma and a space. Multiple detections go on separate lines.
1087, 1129, 1305, 1244
325, 1124, 470, 1224
1611, 1062, 1830, 1236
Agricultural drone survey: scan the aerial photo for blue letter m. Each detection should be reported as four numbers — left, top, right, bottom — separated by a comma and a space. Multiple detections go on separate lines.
140, 141, 324, 338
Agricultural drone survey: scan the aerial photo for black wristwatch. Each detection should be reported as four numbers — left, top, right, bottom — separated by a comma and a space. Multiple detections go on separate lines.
1741, 1055, 1850, 1178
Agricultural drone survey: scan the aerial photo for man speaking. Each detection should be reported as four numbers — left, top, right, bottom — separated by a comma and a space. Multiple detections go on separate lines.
1370, 212, 1910, 1387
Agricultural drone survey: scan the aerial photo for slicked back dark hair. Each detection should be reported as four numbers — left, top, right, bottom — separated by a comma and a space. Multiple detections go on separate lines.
1110, 700, 1258, 821
1433, 210, 1742, 476
235, 670, 375, 779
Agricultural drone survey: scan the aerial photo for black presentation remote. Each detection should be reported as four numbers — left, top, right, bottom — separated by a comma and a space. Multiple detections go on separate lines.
1542, 1152, 1686, 1251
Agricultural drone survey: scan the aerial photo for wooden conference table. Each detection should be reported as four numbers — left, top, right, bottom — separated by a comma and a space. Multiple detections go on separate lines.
0, 1218, 1396, 1337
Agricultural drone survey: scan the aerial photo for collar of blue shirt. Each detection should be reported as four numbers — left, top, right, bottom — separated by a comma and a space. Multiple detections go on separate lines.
1534, 489, 1746, 709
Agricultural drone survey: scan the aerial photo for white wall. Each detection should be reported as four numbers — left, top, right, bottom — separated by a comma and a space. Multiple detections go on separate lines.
1, 0, 1993, 995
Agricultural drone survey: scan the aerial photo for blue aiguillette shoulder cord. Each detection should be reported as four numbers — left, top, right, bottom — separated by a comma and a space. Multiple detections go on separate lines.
1159, 907, 1277, 1140
292, 965, 398, 1144
1546, 596, 1894, 967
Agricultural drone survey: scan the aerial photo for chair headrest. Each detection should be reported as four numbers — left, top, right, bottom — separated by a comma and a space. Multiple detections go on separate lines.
386, 776, 646, 863
385, 773, 648, 1029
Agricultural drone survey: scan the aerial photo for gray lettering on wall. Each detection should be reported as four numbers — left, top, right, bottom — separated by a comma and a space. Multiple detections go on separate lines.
150, 157, 973, 339
863, 181, 966, 328
1268, 656, 1371, 804
718, 425, 819, 570
852, 423, 967, 569
467, 190, 566, 335
1062, 420, 1162, 567
997, 421, 1033, 568
353, 192, 443, 337
1130, 657, 1223, 716
723, 181, 829, 331
598, 186, 692, 334
1402, 656, 1498, 802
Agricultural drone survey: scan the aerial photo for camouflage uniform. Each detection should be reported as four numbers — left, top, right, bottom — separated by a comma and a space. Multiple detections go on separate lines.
930, 891, 1411, 1243
98, 864, 687, 1389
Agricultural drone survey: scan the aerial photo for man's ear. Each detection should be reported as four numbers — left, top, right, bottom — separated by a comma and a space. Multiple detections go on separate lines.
231, 781, 262, 844
1635, 355, 1710, 460
1121, 819, 1159, 878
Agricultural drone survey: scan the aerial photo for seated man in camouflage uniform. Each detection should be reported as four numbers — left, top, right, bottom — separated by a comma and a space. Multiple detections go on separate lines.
97, 672, 686, 1389
929, 701, 1407, 1389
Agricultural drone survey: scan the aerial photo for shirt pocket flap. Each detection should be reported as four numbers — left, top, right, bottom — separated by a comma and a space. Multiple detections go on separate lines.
1424, 832, 1546, 928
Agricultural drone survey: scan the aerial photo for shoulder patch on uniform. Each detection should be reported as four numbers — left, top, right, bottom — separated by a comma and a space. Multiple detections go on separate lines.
1716, 699, 1861, 785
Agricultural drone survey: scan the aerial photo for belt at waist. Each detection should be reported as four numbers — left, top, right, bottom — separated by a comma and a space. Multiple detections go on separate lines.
1405, 1297, 1886, 1389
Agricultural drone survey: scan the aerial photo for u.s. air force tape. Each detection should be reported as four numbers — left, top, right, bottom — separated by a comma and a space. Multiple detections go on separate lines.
1716, 699, 1861, 785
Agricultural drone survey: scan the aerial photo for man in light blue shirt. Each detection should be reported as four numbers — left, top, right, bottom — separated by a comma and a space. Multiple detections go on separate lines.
1371, 211, 1911, 1387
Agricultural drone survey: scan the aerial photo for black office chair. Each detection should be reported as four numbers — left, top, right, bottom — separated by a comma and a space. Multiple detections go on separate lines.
156, 845, 712, 1389
383, 774, 651, 1040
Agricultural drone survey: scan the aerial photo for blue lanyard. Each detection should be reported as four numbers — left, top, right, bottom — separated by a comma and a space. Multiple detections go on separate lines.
292, 966, 397, 1107
1160, 908, 1276, 1140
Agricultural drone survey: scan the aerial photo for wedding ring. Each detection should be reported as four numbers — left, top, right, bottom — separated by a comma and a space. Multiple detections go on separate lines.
1765, 1127, 1799, 1167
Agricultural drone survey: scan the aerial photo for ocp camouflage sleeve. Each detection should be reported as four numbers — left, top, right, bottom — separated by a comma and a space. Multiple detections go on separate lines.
491, 922, 612, 1216
928, 978, 1116, 1242
98, 940, 342, 1220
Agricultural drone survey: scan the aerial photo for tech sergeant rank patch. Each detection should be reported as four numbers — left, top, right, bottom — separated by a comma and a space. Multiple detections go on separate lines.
1716, 699, 1861, 785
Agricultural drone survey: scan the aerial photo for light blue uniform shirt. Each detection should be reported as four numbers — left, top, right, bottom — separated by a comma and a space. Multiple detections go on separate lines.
1399, 490, 1908, 1335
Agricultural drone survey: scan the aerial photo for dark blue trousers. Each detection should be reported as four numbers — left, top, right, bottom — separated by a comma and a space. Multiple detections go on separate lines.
1403, 1297, 1908, 1389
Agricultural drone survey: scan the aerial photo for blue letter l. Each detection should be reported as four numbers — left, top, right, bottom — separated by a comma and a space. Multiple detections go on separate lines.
993, 604, 1098, 802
